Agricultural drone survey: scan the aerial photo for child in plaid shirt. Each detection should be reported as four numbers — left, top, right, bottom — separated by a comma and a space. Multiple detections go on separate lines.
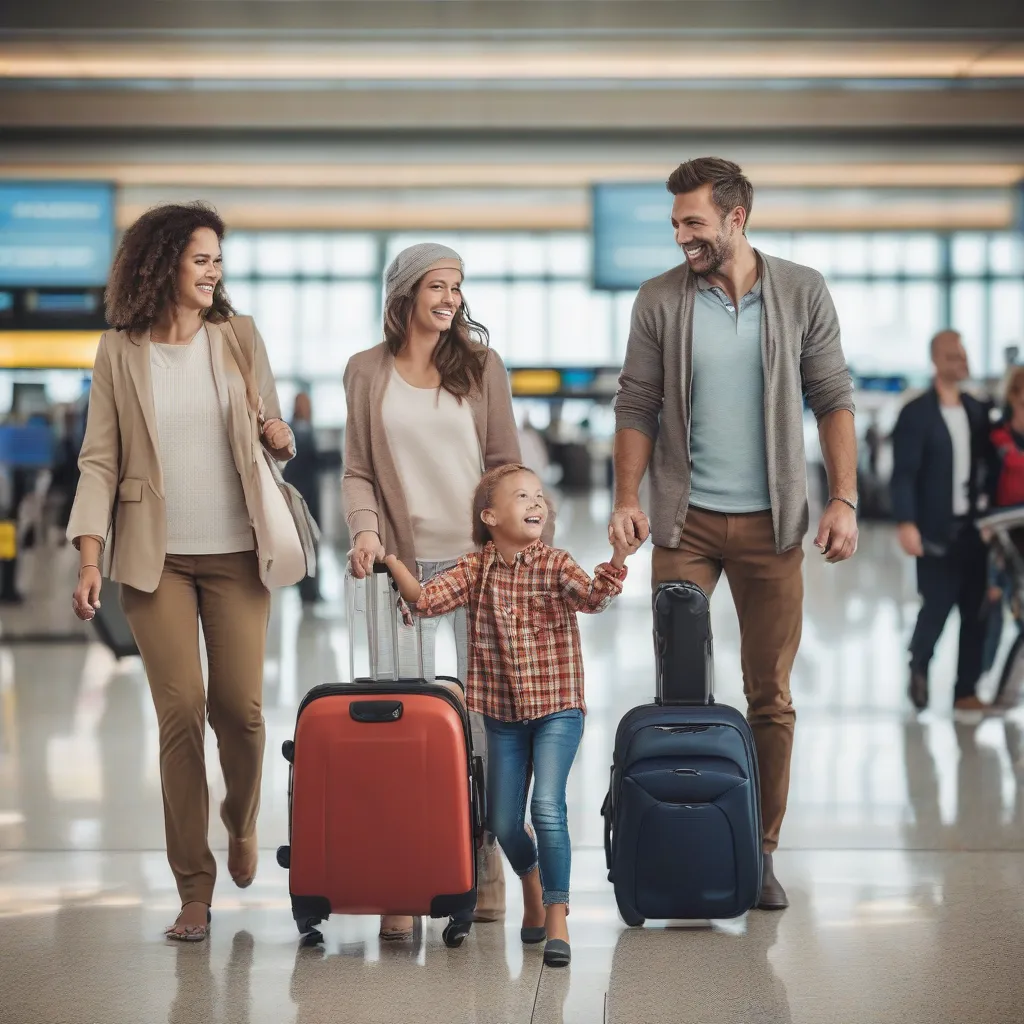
386, 463, 637, 968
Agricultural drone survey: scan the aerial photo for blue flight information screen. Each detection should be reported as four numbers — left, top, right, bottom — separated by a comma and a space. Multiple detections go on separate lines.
0, 182, 115, 287
591, 182, 680, 291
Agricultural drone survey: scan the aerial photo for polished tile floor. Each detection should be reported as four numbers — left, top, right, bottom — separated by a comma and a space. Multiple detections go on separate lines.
2, 494, 1024, 1023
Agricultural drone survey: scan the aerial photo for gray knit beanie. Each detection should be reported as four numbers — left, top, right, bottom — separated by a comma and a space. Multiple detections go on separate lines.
384, 243, 464, 305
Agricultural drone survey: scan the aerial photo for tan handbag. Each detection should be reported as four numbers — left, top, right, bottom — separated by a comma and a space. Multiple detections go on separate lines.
222, 318, 319, 590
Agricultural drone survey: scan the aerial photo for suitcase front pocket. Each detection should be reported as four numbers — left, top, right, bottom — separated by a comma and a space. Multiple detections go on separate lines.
618, 772, 753, 920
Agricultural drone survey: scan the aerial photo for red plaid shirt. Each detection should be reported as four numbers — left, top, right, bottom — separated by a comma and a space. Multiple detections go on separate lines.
414, 541, 627, 722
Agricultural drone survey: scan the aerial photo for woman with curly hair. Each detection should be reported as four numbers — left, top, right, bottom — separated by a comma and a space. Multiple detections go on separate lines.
343, 242, 550, 945
68, 203, 295, 942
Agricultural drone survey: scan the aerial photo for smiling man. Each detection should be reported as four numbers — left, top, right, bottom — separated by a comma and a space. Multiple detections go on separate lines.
609, 157, 858, 910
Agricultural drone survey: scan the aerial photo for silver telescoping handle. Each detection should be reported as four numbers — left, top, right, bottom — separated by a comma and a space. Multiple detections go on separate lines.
346, 564, 425, 682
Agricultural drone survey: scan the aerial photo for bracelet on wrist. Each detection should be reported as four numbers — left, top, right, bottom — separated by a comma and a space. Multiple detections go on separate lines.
827, 496, 858, 513
79, 564, 99, 575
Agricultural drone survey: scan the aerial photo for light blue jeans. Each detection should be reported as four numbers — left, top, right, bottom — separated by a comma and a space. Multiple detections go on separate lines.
484, 709, 584, 906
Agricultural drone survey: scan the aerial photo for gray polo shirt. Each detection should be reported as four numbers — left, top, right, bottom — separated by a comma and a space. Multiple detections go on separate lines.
688, 276, 771, 513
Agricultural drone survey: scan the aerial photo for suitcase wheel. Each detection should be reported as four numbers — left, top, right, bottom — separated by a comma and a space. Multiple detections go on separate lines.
282, 740, 295, 763
442, 919, 472, 948
296, 920, 324, 943
616, 905, 645, 928
276, 845, 291, 869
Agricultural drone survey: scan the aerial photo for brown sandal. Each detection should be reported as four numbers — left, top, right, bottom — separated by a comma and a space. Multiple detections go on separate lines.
379, 915, 416, 941
165, 905, 211, 943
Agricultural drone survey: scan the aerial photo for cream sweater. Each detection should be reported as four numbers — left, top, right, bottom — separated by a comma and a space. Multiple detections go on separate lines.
151, 326, 254, 555
381, 369, 483, 561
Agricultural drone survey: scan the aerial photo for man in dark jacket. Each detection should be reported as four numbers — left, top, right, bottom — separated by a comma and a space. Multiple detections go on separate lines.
891, 330, 993, 711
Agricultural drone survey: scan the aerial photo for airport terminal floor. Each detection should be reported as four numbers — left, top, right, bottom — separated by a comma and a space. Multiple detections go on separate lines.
2, 495, 1024, 1023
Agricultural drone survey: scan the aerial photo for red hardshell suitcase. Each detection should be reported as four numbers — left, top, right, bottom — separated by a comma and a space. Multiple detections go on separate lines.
276, 564, 483, 945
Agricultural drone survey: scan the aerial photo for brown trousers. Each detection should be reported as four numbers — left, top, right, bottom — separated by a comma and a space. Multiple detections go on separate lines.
651, 508, 803, 854
122, 551, 270, 905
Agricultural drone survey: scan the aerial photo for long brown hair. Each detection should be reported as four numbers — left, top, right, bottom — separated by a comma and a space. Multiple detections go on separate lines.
383, 275, 488, 400
105, 202, 235, 336
472, 463, 534, 547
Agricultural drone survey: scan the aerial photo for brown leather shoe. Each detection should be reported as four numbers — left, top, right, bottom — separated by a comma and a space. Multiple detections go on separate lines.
757, 853, 789, 910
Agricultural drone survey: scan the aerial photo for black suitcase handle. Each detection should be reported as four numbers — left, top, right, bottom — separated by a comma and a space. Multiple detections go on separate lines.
653, 580, 714, 706
349, 700, 403, 723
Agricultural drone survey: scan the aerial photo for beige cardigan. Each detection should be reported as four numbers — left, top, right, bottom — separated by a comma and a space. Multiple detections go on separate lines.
343, 342, 549, 573
67, 316, 293, 592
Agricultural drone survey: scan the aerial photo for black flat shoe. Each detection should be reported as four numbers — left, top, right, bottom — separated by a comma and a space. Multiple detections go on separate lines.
521, 926, 547, 944
543, 938, 571, 967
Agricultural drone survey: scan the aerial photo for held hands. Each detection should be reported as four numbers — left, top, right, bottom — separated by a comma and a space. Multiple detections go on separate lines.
609, 504, 650, 551
608, 503, 648, 568
348, 531, 384, 579
72, 566, 102, 621
261, 417, 293, 452
814, 499, 859, 563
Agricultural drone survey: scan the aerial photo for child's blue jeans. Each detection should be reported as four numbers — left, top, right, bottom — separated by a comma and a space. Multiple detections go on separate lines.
483, 708, 584, 906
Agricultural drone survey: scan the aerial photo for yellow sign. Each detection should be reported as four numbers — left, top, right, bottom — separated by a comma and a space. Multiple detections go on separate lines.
509, 369, 561, 396
0, 332, 101, 370
0, 521, 16, 561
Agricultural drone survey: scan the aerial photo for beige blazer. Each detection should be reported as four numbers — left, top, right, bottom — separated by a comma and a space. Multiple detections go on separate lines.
67, 316, 292, 593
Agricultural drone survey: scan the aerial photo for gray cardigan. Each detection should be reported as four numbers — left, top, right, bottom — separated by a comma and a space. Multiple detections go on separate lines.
614, 251, 855, 553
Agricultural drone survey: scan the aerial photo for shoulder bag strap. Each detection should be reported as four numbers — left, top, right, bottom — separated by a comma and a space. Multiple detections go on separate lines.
220, 317, 264, 426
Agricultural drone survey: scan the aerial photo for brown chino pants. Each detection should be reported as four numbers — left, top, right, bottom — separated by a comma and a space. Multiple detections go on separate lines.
651, 508, 803, 854
122, 551, 270, 906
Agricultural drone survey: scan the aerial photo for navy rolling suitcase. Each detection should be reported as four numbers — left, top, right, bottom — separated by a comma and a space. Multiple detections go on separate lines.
601, 581, 762, 924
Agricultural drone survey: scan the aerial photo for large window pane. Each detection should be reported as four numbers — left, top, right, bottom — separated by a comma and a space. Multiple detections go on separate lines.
328, 235, 378, 276
991, 281, 1024, 372
792, 236, 836, 276
952, 234, 988, 277
254, 235, 299, 277
868, 235, 903, 277
548, 283, 611, 365
222, 233, 254, 277
465, 283, 510, 359
325, 283, 377, 369
952, 281, 987, 376
296, 236, 329, 277
834, 234, 870, 275
459, 236, 508, 276
750, 232, 793, 261
310, 380, 347, 428
251, 282, 298, 375
226, 281, 255, 318
990, 233, 1024, 276
903, 234, 941, 275
548, 234, 589, 278
614, 292, 636, 362
505, 283, 547, 364
509, 235, 547, 275
830, 281, 934, 374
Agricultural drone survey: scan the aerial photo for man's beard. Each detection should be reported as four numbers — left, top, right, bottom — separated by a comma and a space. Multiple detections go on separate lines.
686, 229, 734, 277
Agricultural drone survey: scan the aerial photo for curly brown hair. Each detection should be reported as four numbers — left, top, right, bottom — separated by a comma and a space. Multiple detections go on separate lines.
105, 202, 235, 335
383, 276, 488, 401
472, 463, 536, 547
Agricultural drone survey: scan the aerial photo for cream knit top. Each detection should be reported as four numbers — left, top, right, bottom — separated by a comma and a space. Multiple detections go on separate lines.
150, 326, 254, 555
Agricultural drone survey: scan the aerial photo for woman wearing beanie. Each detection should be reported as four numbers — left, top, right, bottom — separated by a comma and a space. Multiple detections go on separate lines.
68, 203, 294, 942
343, 242, 545, 945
